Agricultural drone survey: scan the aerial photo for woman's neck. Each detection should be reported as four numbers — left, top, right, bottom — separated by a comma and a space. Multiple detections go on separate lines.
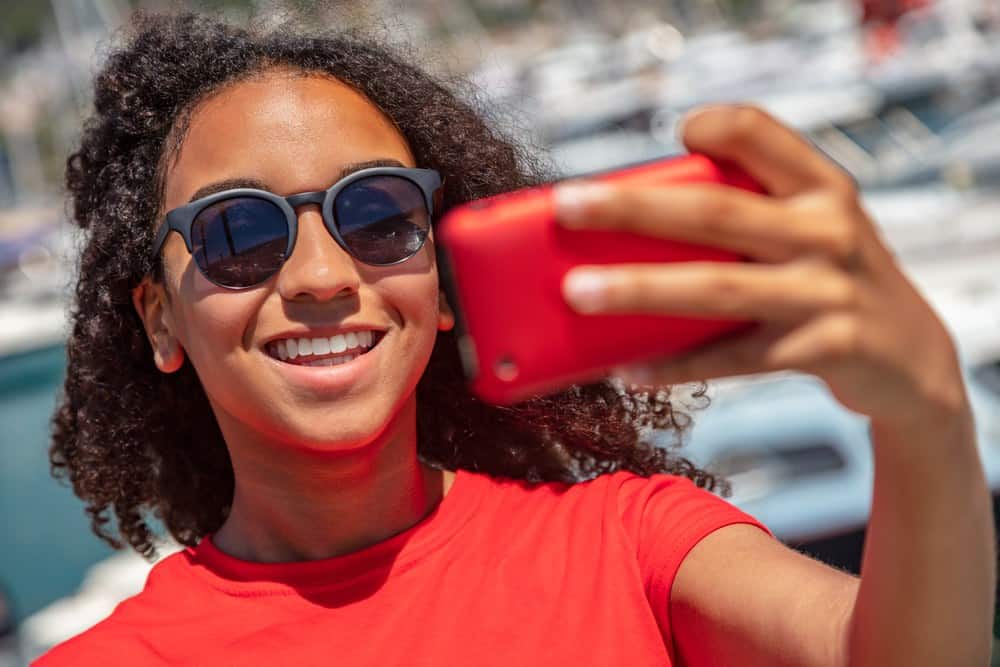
210, 397, 456, 563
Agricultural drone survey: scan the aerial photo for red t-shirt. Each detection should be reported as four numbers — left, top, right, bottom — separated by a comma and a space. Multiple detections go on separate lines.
35, 468, 771, 665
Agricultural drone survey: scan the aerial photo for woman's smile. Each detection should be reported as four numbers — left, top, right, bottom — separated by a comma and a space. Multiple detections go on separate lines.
264, 328, 384, 365
260, 327, 388, 394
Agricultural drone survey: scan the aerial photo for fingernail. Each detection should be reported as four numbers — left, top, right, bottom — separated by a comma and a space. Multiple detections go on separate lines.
553, 182, 612, 228
563, 270, 606, 312
676, 104, 723, 142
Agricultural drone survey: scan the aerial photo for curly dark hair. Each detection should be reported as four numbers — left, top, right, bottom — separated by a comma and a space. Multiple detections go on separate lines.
50, 8, 724, 560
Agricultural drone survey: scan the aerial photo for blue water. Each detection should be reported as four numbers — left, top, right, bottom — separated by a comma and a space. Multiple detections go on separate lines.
0, 345, 114, 624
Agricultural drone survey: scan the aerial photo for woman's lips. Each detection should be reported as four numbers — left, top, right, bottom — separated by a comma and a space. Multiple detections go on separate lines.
262, 331, 386, 393
289, 351, 364, 367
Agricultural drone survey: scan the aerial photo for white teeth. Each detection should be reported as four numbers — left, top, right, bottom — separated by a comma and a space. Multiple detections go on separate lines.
268, 330, 379, 362
298, 338, 312, 355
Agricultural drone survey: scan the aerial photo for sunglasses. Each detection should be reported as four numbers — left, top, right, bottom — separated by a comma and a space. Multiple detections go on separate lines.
151, 166, 443, 289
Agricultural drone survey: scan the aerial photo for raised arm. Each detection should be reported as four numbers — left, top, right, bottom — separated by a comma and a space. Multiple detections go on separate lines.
553, 104, 996, 666
669, 399, 991, 666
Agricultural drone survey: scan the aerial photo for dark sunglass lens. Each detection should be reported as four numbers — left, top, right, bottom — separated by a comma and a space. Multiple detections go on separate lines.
334, 176, 430, 264
191, 198, 288, 287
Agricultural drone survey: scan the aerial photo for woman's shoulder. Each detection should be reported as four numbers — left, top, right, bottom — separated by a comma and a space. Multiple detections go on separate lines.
469, 465, 768, 546
462, 466, 726, 530
467, 466, 705, 503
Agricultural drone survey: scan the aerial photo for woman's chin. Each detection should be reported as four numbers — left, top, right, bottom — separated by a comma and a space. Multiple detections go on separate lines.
269, 419, 390, 455
207, 373, 418, 458
264, 400, 413, 456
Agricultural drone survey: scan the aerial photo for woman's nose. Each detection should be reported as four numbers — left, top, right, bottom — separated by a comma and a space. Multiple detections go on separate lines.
276, 205, 361, 302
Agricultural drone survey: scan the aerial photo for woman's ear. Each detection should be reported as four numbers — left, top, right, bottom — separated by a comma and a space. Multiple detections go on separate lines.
438, 290, 455, 332
131, 277, 185, 373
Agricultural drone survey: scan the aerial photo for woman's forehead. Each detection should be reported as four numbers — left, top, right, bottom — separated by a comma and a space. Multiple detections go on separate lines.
162, 70, 413, 208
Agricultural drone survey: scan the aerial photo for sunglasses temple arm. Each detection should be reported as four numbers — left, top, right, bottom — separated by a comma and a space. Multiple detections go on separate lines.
151, 220, 170, 257
152, 215, 190, 257
433, 176, 445, 214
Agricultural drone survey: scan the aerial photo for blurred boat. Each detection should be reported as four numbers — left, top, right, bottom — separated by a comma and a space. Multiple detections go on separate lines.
675, 372, 874, 542
679, 351, 1000, 544
0, 207, 73, 358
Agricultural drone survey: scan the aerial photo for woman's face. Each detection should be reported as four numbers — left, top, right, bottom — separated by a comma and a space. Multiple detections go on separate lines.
146, 69, 450, 451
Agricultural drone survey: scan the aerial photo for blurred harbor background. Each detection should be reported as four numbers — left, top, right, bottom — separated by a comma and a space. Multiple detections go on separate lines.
2, 0, 999, 663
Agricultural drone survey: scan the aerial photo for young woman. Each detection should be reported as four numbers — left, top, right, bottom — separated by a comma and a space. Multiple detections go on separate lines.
38, 10, 993, 666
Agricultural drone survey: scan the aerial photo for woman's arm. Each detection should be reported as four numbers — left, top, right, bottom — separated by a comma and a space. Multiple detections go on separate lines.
672, 525, 858, 666
553, 104, 996, 666
668, 401, 992, 666
848, 402, 993, 666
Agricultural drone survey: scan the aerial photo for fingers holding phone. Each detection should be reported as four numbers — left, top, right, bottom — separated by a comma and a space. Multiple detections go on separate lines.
679, 104, 859, 199
557, 104, 962, 426
436, 150, 764, 405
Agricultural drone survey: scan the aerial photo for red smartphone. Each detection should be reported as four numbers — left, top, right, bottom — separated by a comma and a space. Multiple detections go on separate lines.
435, 153, 765, 405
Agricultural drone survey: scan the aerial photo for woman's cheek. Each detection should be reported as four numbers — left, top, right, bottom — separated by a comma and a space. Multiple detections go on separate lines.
192, 285, 264, 336
176, 292, 267, 388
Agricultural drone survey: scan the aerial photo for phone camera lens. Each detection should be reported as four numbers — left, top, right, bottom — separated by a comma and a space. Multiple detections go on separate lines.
494, 356, 519, 382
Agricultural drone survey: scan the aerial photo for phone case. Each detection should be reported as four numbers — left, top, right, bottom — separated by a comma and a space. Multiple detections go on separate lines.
435, 153, 765, 405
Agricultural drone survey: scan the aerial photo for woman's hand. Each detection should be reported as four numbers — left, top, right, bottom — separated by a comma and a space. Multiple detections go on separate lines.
555, 105, 969, 431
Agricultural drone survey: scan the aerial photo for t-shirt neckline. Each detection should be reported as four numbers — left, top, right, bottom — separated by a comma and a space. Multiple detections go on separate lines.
184, 468, 481, 594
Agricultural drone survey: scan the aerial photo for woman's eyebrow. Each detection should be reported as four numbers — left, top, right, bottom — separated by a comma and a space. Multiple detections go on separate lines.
187, 177, 269, 203
341, 158, 407, 177
186, 158, 409, 203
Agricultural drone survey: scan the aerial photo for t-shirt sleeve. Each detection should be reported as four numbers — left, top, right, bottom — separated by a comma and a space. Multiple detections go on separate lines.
612, 471, 773, 652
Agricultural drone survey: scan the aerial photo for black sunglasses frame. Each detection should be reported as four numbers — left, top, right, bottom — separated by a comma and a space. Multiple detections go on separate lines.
151, 166, 444, 288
